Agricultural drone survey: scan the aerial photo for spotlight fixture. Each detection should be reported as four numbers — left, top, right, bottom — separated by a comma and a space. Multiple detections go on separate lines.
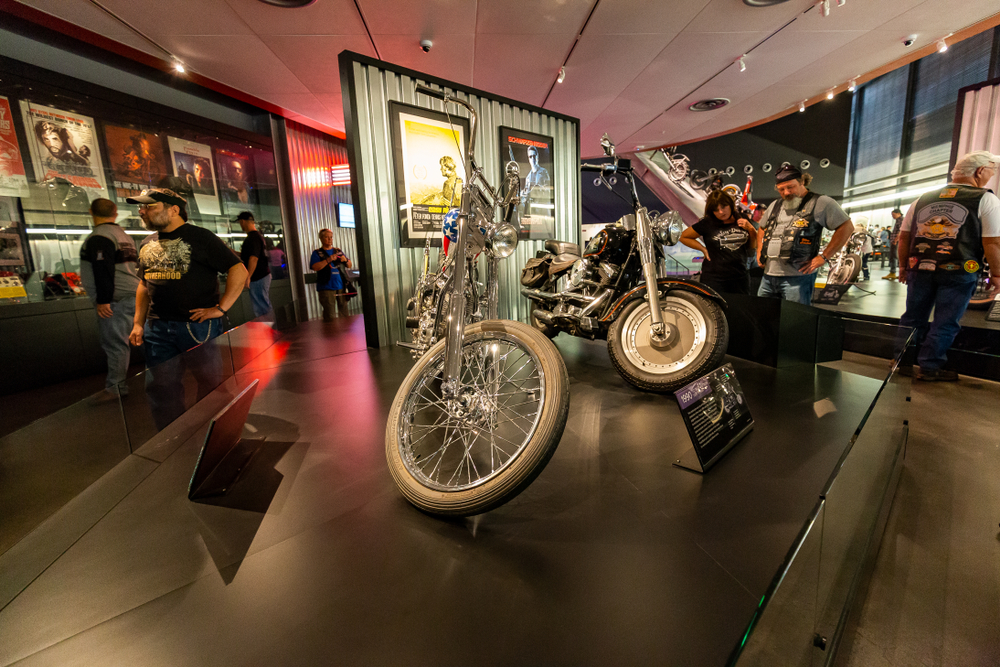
820, 0, 830, 17
937, 38, 948, 53
837, 0, 845, 6
173, 61, 186, 74
557, 67, 566, 84
848, 78, 857, 92
826, 89, 835, 100
799, 101, 806, 113
737, 55, 746, 72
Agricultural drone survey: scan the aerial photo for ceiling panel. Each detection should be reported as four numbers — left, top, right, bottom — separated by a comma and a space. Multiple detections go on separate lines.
684, 0, 814, 34
585, 0, 709, 35
472, 33, 577, 106
14, 0, 164, 57
872, 0, 1000, 39
166, 35, 310, 95
546, 32, 670, 128
358, 0, 476, 36
785, 0, 926, 32
476, 0, 593, 35
96, 0, 255, 36
376, 34, 477, 88
224, 0, 368, 36
264, 92, 337, 124
263, 35, 375, 93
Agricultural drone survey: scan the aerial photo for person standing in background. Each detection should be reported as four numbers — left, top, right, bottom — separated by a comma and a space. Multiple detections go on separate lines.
79, 198, 139, 395
310, 228, 351, 321
236, 211, 272, 317
883, 208, 904, 281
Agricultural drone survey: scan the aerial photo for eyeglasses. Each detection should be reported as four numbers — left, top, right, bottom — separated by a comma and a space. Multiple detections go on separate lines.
137, 202, 163, 210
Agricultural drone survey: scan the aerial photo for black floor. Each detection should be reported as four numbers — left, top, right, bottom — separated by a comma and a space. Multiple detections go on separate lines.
0, 321, 888, 666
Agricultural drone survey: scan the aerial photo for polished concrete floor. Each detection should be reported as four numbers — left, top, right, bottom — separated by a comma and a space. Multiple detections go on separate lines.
0, 316, 893, 666
826, 353, 1000, 667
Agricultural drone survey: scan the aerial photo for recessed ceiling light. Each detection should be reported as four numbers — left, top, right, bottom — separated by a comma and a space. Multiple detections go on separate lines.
689, 98, 730, 112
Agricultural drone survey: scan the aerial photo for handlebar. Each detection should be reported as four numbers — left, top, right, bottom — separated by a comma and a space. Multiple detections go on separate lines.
580, 159, 632, 174
415, 85, 447, 101
414, 85, 478, 169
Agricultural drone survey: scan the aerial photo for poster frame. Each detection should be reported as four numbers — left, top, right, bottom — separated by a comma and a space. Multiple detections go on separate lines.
497, 125, 556, 240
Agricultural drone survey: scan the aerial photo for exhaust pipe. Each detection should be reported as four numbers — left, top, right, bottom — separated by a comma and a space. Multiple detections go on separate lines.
532, 309, 555, 324
521, 287, 595, 303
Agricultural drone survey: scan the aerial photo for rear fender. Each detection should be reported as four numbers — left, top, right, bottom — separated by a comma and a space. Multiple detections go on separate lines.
600, 278, 727, 323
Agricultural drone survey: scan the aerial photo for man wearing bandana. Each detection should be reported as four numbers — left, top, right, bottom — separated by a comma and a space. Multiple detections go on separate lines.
895, 151, 1000, 381
755, 164, 855, 304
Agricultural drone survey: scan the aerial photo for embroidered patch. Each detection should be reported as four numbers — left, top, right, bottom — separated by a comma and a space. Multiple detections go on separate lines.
940, 262, 960, 271
915, 243, 931, 253
792, 219, 809, 228
918, 260, 937, 271
909, 257, 919, 268
939, 189, 959, 199
965, 260, 980, 273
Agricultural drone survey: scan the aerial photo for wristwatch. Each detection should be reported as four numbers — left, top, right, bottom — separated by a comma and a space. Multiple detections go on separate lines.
216, 304, 228, 315
820, 252, 829, 263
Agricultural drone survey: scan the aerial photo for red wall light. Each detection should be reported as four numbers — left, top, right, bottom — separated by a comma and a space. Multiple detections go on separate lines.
331, 164, 351, 186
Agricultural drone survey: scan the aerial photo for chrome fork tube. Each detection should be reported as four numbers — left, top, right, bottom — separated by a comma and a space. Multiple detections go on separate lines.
485, 255, 499, 321
636, 207, 666, 340
442, 188, 472, 396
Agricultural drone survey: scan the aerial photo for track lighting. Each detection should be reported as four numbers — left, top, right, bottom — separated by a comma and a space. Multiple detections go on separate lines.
837, 0, 845, 6
820, 0, 830, 17
826, 89, 835, 100
848, 79, 857, 92
557, 67, 565, 84
799, 101, 806, 113
173, 61, 185, 74
937, 39, 948, 53
737, 55, 746, 72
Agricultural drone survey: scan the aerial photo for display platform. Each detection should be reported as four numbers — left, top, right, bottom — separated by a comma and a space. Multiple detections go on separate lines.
0, 322, 897, 666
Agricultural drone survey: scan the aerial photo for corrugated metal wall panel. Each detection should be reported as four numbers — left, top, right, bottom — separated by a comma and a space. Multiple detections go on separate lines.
956, 84, 1000, 196
284, 120, 361, 318
346, 60, 580, 347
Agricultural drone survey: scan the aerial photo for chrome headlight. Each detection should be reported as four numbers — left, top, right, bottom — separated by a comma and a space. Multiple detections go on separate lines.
652, 210, 684, 246
489, 223, 519, 259
569, 258, 590, 287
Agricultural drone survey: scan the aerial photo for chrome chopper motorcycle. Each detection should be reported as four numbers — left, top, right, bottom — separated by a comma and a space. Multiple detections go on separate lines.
386, 86, 571, 517
825, 230, 866, 285
521, 135, 730, 393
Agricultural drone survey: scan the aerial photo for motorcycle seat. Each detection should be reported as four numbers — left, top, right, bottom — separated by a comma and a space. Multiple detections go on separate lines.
544, 240, 579, 257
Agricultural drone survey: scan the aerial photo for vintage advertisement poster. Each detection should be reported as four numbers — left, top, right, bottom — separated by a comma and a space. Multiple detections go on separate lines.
389, 102, 469, 248
103, 124, 169, 201
19, 101, 108, 199
0, 229, 25, 266
215, 148, 254, 215
167, 136, 220, 216
499, 126, 555, 239
0, 96, 29, 198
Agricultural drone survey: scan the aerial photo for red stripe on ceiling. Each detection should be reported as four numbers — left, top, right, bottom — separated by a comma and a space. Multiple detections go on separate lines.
0, 0, 346, 140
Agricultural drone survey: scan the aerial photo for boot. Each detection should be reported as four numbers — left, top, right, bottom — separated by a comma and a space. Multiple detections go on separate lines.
882, 273, 896, 280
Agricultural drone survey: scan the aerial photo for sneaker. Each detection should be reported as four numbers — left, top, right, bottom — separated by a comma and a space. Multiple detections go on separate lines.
915, 368, 959, 382
882, 273, 896, 280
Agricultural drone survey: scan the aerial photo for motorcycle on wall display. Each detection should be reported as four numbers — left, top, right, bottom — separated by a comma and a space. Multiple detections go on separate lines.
386, 86, 571, 517
520, 135, 730, 393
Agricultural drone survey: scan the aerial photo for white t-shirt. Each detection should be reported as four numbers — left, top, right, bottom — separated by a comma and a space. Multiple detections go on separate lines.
900, 186, 1000, 236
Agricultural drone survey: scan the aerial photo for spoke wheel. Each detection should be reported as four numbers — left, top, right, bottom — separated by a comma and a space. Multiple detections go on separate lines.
607, 291, 728, 393
386, 320, 569, 516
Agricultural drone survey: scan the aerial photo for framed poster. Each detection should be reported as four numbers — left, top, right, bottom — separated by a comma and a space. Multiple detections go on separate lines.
167, 136, 220, 216
388, 101, 469, 248
0, 96, 29, 198
216, 148, 254, 215
498, 126, 555, 239
19, 101, 108, 199
103, 124, 169, 201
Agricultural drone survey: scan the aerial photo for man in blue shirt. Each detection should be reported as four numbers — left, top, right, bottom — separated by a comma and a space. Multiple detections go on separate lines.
310, 228, 351, 320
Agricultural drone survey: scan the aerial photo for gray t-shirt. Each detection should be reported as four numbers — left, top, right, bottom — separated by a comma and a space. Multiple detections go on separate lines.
763, 194, 851, 276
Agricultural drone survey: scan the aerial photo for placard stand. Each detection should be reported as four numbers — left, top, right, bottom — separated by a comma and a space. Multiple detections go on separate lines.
188, 379, 262, 500
672, 364, 754, 474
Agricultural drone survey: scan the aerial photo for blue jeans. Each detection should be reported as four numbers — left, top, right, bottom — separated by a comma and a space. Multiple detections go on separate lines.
96, 295, 135, 389
758, 273, 816, 305
897, 271, 978, 371
144, 319, 225, 430
249, 274, 272, 317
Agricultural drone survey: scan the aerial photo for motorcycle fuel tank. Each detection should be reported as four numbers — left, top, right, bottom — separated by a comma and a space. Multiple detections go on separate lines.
583, 226, 632, 265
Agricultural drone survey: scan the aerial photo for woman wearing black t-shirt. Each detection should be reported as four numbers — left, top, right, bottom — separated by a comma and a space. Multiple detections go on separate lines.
680, 190, 757, 295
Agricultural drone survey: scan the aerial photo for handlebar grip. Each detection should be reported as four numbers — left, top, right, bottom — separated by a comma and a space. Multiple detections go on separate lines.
415, 86, 447, 101
580, 163, 606, 173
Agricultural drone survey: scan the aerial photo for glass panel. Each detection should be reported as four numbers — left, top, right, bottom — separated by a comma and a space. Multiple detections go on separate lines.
851, 68, 909, 186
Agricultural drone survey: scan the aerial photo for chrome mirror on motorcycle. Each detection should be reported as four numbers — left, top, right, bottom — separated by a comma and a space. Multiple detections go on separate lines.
652, 210, 684, 246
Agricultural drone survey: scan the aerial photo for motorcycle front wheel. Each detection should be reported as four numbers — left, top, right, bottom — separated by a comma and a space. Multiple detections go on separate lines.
607, 292, 728, 393
829, 254, 861, 284
386, 319, 570, 516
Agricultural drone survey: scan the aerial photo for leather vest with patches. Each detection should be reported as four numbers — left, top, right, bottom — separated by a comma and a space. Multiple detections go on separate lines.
907, 184, 985, 273
761, 192, 822, 268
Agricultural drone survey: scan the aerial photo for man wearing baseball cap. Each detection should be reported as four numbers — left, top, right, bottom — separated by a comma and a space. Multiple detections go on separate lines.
883, 207, 904, 280
235, 211, 272, 317
756, 164, 855, 304
895, 150, 1000, 381
126, 188, 247, 424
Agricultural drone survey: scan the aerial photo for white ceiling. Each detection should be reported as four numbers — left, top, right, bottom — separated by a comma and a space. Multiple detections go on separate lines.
12, 0, 1000, 157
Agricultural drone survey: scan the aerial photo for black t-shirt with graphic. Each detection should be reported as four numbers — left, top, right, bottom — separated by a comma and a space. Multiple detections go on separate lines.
138, 223, 241, 321
240, 230, 271, 282
691, 215, 752, 281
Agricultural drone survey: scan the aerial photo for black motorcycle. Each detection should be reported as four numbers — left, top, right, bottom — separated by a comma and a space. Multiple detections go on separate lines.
520, 135, 730, 393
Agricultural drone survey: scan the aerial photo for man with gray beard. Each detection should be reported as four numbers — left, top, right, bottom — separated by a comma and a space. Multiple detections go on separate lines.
755, 165, 855, 304
126, 188, 247, 428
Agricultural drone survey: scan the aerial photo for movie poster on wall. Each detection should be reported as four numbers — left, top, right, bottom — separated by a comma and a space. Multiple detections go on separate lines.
216, 148, 254, 215
498, 126, 555, 239
388, 101, 469, 248
167, 136, 220, 216
19, 101, 108, 199
0, 96, 29, 198
103, 124, 169, 201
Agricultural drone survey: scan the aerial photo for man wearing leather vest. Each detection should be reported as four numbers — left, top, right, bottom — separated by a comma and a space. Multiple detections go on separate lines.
756, 165, 855, 304
897, 150, 1000, 381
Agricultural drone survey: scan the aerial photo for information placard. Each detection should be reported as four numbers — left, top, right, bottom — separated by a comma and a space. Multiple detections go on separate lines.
673, 363, 754, 473
813, 283, 851, 305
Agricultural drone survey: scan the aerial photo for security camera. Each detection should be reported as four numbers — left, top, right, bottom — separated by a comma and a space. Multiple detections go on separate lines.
902, 35, 917, 47
420, 39, 433, 53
